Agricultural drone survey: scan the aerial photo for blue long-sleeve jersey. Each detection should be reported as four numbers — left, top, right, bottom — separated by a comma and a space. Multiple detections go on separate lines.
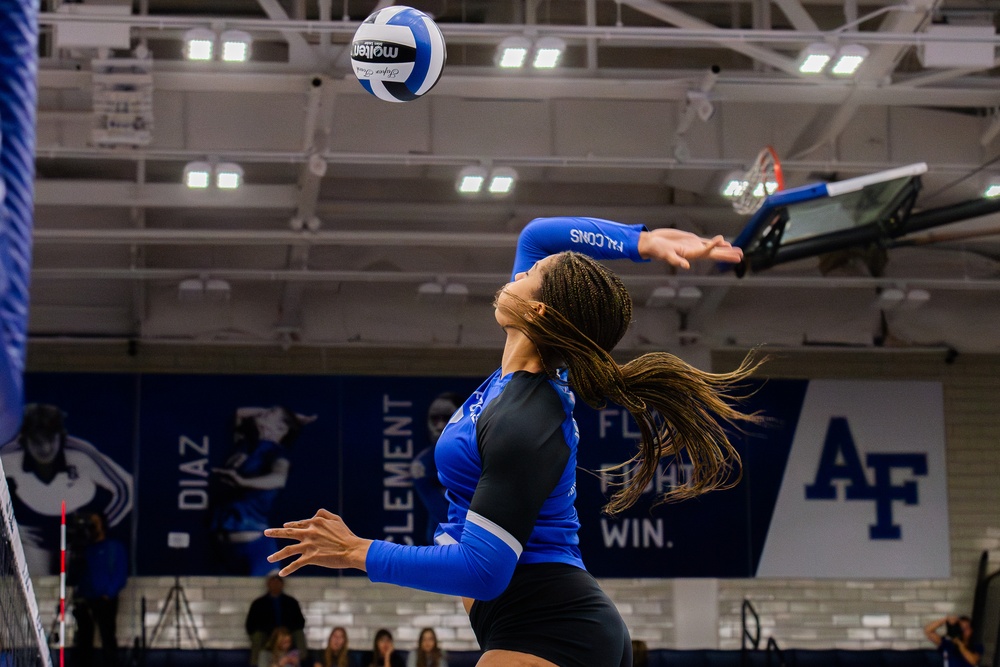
366, 217, 646, 600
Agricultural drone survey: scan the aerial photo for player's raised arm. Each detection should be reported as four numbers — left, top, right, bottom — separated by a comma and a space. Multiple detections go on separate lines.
511, 217, 646, 278
511, 217, 742, 277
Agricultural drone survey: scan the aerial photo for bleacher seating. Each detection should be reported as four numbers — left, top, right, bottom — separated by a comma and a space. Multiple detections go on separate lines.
53, 647, 943, 667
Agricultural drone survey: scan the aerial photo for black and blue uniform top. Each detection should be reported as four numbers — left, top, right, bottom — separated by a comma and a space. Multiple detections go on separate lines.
366, 217, 646, 600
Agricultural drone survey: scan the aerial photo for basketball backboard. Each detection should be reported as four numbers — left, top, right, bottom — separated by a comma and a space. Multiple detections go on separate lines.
732, 163, 928, 276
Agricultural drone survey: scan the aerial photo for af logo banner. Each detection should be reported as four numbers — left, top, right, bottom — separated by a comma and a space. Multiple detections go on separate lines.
757, 380, 948, 578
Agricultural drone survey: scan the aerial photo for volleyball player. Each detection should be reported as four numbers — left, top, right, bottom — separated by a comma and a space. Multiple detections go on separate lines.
265, 217, 759, 667
210, 405, 316, 575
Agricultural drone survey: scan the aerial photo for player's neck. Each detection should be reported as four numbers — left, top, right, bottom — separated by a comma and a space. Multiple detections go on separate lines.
501, 329, 543, 376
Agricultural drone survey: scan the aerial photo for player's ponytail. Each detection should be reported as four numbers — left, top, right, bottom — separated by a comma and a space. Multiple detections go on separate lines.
497, 251, 763, 514
603, 351, 761, 514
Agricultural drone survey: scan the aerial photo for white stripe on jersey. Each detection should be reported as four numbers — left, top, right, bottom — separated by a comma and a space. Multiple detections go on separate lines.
466, 510, 522, 558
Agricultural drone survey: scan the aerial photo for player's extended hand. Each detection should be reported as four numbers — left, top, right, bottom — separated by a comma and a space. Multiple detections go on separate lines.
638, 228, 743, 269
264, 509, 372, 576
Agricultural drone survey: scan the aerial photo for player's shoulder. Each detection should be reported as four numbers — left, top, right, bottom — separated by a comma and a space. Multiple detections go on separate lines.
499, 370, 563, 411
478, 371, 566, 444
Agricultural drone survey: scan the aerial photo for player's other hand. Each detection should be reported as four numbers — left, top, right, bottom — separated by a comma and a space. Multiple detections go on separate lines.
638, 228, 743, 269
265, 509, 372, 576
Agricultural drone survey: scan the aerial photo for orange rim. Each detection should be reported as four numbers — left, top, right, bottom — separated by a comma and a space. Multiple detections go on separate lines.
762, 145, 785, 192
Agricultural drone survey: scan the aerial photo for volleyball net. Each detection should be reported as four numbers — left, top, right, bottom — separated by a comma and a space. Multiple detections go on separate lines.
0, 458, 50, 667
0, 0, 48, 665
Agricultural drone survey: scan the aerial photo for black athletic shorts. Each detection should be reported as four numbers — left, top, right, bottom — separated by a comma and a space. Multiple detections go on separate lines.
469, 562, 632, 667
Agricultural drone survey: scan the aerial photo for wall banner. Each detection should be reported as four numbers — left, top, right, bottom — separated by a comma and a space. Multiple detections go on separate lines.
3, 373, 948, 578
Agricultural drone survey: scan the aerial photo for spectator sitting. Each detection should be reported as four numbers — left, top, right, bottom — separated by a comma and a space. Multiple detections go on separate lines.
259, 627, 301, 667
405, 628, 447, 667
365, 629, 404, 667
314, 626, 358, 667
924, 615, 983, 667
246, 574, 307, 666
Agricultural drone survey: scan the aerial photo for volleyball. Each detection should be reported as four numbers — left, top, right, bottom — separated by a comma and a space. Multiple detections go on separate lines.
350, 6, 446, 103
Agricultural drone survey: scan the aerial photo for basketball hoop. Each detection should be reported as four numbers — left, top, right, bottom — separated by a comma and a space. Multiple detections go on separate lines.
732, 146, 785, 215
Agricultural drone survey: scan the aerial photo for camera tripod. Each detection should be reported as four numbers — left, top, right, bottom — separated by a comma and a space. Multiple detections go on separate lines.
149, 575, 203, 649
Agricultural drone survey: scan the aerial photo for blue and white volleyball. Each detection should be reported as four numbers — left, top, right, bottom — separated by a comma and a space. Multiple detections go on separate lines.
351, 6, 446, 103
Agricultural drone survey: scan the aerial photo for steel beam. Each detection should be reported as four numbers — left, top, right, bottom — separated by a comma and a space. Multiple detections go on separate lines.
34, 181, 300, 208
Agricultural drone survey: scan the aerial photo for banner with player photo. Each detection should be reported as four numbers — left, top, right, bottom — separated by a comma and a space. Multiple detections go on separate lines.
6, 372, 949, 578
1, 373, 137, 576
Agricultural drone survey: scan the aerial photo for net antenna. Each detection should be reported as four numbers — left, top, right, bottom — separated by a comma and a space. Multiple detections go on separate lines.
732, 146, 785, 215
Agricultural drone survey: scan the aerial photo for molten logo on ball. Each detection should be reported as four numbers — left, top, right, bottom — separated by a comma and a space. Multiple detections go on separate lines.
350, 6, 446, 103
351, 41, 409, 63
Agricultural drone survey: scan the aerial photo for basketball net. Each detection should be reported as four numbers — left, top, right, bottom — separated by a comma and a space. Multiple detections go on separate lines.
732, 146, 785, 215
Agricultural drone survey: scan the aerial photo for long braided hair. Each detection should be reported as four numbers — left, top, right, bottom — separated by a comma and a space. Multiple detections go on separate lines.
497, 251, 763, 515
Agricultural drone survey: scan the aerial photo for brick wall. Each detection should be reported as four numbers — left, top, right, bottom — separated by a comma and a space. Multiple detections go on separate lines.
25, 345, 1000, 653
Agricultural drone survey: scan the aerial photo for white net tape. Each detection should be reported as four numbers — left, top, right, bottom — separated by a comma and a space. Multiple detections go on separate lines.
0, 456, 51, 667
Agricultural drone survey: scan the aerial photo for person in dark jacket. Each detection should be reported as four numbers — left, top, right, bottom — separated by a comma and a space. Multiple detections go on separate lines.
246, 574, 307, 666
73, 512, 128, 667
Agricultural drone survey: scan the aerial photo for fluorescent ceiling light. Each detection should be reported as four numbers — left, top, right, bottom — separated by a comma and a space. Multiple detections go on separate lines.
532, 37, 566, 69
488, 167, 518, 195
497, 36, 531, 68
184, 28, 215, 61
984, 180, 1000, 198
216, 163, 244, 189
831, 44, 869, 76
221, 30, 251, 63
797, 42, 835, 74
456, 166, 488, 194
751, 181, 779, 198
183, 161, 212, 189
722, 178, 748, 198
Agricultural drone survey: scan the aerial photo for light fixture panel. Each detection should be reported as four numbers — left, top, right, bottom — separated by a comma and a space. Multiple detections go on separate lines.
222, 41, 248, 62
722, 179, 747, 197
797, 42, 836, 74
459, 176, 484, 193
499, 48, 527, 68
184, 28, 216, 61
487, 167, 518, 195
221, 30, 252, 62
183, 161, 212, 189
216, 162, 244, 189
532, 37, 566, 69
488, 177, 514, 194
456, 166, 488, 195
496, 36, 532, 68
831, 45, 869, 76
